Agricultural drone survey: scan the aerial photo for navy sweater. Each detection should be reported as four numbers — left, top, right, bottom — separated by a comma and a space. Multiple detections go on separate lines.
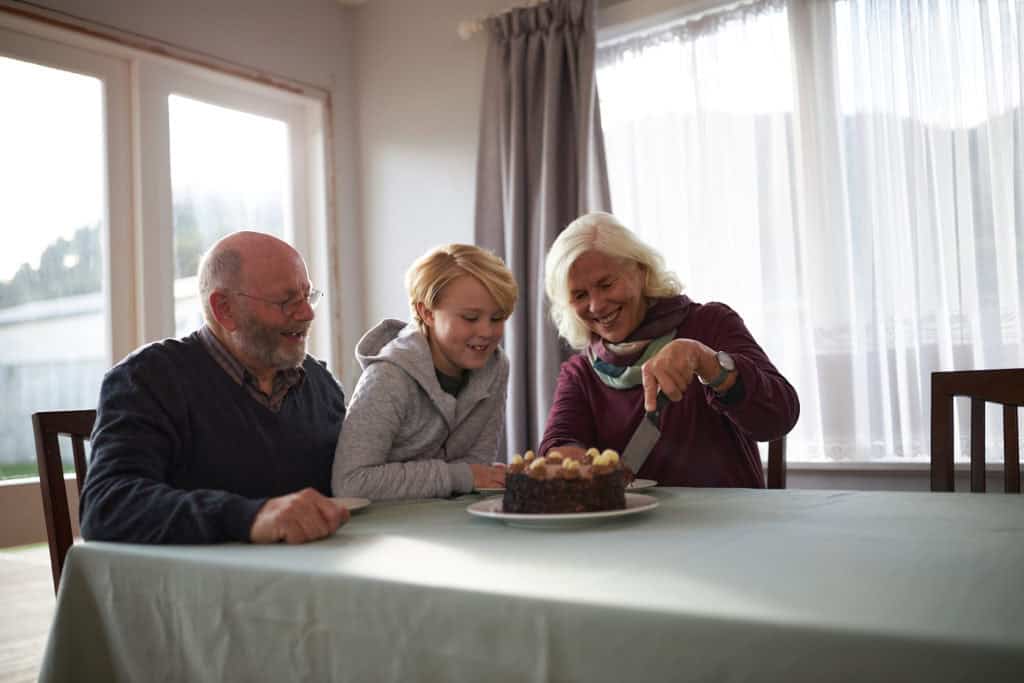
80, 332, 346, 544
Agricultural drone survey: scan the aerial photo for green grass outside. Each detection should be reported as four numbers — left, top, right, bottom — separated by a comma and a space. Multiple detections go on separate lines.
0, 462, 74, 480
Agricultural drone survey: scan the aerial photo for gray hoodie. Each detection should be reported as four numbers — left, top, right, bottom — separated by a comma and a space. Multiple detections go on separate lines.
331, 319, 508, 500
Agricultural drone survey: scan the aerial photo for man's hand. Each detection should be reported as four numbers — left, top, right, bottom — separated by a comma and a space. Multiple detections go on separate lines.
249, 488, 350, 544
470, 464, 506, 490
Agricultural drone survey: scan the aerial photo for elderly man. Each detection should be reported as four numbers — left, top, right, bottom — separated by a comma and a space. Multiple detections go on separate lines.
80, 231, 349, 544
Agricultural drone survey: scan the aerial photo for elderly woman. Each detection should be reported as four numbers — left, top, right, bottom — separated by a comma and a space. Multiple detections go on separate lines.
539, 212, 798, 487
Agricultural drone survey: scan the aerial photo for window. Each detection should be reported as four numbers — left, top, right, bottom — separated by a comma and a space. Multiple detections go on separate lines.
0, 56, 105, 477
0, 15, 330, 479
168, 95, 291, 336
597, 0, 1024, 462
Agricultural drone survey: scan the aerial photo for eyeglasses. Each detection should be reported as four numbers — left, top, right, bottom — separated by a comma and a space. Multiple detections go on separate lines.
233, 288, 324, 317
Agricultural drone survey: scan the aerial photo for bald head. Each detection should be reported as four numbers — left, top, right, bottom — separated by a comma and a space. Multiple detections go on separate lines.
198, 231, 305, 326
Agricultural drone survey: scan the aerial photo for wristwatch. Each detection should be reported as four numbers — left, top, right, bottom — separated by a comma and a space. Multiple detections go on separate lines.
700, 350, 736, 389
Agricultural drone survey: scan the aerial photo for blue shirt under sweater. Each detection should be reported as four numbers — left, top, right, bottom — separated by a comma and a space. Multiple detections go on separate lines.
80, 331, 346, 544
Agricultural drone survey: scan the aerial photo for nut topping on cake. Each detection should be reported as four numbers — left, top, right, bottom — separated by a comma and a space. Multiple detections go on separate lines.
561, 458, 581, 480
590, 448, 621, 475
527, 456, 548, 479
508, 454, 526, 474
591, 449, 620, 467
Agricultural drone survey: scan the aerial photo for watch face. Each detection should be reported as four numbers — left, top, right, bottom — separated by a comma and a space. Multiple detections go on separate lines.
717, 350, 736, 372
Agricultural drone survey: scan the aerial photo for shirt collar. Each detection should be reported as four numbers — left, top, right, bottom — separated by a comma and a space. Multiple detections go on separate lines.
198, 325, 306, 390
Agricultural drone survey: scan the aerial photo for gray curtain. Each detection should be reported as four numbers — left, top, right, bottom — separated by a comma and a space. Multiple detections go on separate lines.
474, 0, 611, 459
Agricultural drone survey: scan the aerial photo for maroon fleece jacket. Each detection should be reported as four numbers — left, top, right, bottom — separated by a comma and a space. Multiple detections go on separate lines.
539, 299, 799, 487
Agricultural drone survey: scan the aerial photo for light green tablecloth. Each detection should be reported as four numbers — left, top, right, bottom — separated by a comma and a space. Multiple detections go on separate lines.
40, 488, 1024, 682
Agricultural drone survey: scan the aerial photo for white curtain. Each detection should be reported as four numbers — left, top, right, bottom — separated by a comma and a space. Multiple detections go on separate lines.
597, 0, 1024, 462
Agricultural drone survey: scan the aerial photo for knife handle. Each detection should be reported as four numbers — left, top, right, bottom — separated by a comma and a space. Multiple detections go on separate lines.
650, 392, 670, 420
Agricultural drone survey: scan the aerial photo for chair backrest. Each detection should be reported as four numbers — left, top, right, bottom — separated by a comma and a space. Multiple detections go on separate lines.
931, 370, 1024, 493
766, 437, 786, 489
31, 409, 96, 593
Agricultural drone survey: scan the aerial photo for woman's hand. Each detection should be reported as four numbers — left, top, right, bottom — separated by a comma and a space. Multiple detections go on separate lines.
470, 464, 506, 490
640, 338, 717, 412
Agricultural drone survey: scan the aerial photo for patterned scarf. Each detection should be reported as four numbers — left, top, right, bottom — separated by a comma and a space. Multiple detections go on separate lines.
587, 295, 694, 389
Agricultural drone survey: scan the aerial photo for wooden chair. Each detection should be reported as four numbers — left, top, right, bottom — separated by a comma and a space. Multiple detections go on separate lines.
31, 409, 96, 593
767, 437, 786, 489
931, 370, 1024, 493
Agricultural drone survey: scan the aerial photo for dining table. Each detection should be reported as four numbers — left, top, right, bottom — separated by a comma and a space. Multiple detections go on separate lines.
39, 487, 1024, 682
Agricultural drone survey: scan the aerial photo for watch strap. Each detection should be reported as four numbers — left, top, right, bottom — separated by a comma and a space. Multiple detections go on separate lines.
704, 350, 734, 389
706, 365, 730, 388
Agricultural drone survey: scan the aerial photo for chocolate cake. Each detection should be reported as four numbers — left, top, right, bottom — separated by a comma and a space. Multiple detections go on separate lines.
502, 448, 626, 514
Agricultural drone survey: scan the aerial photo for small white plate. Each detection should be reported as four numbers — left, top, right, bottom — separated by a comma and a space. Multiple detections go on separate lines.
337, 497, 371, 512
466, 493, 658, 528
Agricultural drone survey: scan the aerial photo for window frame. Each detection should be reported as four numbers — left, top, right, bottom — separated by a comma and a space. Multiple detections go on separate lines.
135, 59, 331, 359
0, 10, 334, 487
0, 10, 333, 366
0, 22, 134, 364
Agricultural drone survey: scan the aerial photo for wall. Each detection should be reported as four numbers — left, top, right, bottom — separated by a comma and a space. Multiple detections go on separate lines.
348, 0, 706, 326
0, 477, 78, 548
26, 0, 352, 82
350, 0, 509, 326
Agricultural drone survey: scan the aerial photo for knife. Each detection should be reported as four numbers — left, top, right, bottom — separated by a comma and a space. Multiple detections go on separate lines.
621, 393, 670, 474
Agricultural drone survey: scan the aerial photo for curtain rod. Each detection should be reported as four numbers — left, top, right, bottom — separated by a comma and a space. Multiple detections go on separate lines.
457, 0, 549, 40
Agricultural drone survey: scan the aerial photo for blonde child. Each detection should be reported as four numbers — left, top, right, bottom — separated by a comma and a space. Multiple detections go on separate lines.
332, 244, 517, 500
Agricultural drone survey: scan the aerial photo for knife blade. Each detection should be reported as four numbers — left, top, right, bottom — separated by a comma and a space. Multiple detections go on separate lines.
621, 393, 670, 474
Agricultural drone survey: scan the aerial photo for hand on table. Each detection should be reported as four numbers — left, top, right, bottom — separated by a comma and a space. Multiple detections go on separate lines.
250, 488, 351, 544
470, 464, 506, 490
641, 338, 716, 412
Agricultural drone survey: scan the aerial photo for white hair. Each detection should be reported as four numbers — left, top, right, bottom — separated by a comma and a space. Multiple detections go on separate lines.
544, 212, 684, 350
